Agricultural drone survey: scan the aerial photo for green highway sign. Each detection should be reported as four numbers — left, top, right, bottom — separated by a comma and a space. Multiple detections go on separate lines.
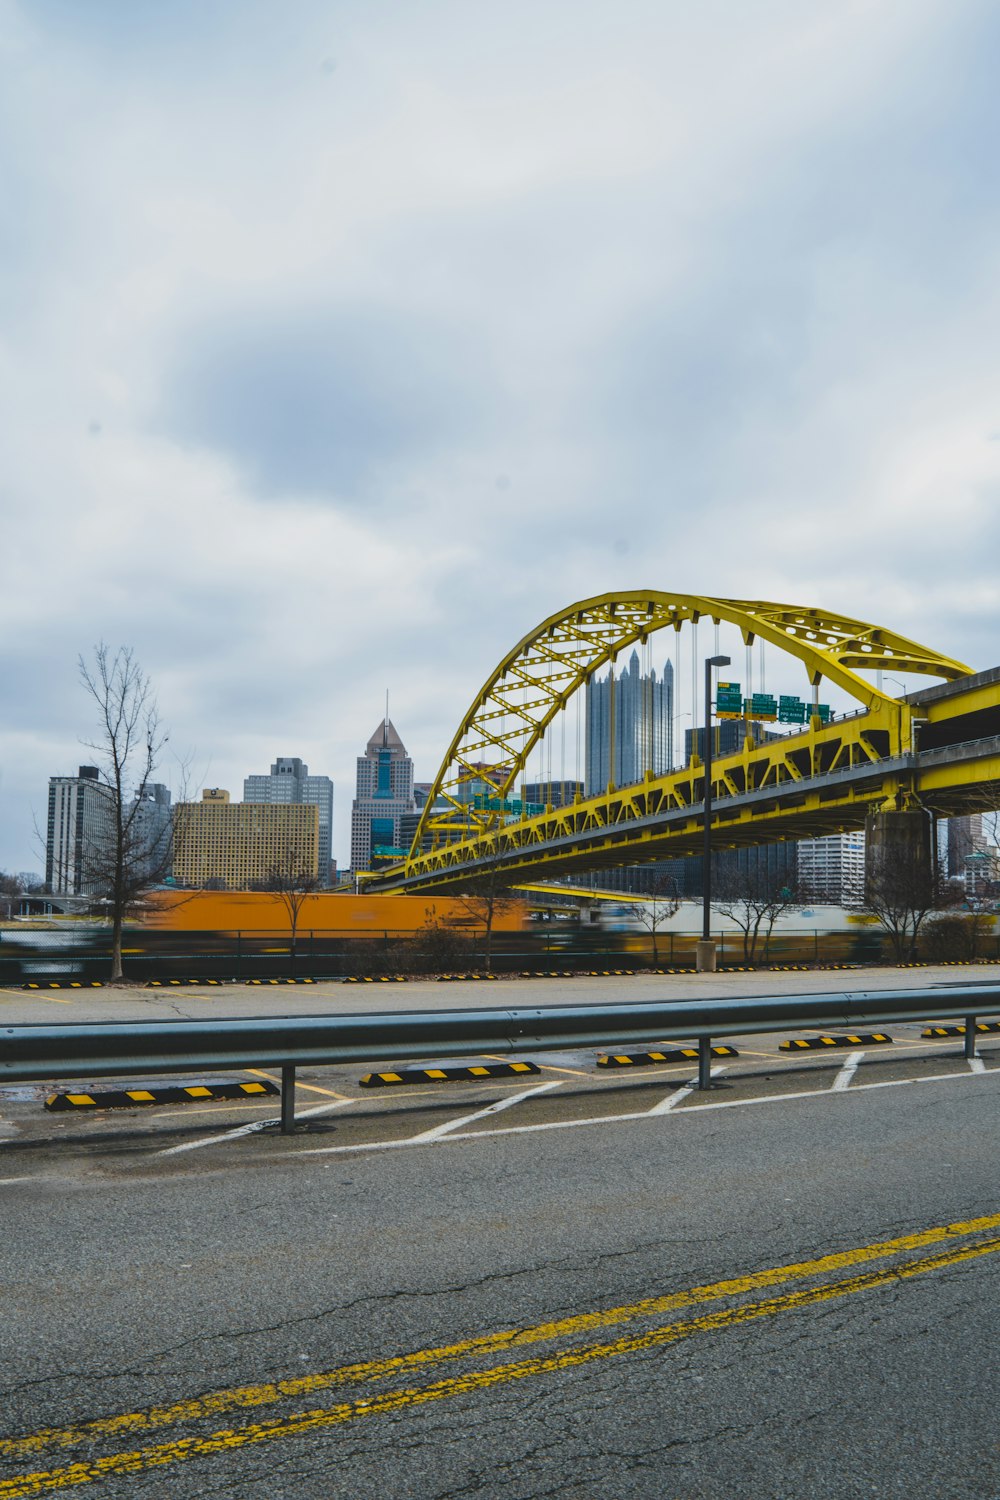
778, 696, 807, 724
716, 681, 743, 717
473, 794, 544, 816
745, 693, 778, 722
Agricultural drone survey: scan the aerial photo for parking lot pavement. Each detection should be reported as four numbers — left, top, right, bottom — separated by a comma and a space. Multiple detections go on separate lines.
2, 1013, 997, 1177
3, 961, 1000, 1024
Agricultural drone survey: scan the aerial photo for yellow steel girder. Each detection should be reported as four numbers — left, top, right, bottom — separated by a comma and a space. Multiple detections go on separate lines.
387, 706, 913, 888
403, 591, 970, 861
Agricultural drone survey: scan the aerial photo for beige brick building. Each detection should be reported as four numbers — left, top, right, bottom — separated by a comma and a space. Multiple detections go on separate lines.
172, 789, 319, 890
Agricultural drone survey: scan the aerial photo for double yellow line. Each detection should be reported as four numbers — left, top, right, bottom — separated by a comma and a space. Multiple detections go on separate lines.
4, 1210, 1000, 1496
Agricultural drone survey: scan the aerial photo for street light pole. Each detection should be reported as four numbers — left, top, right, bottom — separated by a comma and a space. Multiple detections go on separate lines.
696, 653, 731, 975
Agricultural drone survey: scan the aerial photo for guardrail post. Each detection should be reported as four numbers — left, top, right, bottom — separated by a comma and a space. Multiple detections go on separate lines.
964, 1017, 977, 1061
698, 1035, 712, 1090
281, 1065, 296, 1133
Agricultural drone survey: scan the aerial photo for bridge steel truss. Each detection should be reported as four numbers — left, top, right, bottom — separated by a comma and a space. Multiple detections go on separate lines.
362, 593, 997, 895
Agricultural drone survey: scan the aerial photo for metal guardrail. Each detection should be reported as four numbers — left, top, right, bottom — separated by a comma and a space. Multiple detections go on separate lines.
3, 985, 998, 1133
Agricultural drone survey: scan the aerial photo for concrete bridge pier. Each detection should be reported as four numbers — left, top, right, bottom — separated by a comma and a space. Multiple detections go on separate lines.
864, 809, 934, 890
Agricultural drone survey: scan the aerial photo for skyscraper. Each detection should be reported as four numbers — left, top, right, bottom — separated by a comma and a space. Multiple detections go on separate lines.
585, 652, 673, 795
350, 719, 415, 873
130, 782, 173, 885
243, 757, 334, 884
45, 766, 114, 896
46, 767, 174, 897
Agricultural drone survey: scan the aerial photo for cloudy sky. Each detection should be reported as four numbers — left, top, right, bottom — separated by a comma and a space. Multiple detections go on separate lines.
2, 0, 999, 874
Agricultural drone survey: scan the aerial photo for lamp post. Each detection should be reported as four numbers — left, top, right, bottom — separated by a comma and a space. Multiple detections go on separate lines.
696, 654, 731, 979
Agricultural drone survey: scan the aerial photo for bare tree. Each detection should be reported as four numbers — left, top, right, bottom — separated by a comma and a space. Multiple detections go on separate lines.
623, 871, 680, 966
847, 844, 960, 963
0, 871, 25, 919
78, 644, 169, 980
256, 859, 322, 968
712, 858, 806, 965
453, 851, 520, 972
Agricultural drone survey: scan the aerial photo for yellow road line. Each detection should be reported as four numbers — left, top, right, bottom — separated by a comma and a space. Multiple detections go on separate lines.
245, 1068, 351, 1102
159, 1103, 278, 1120
3, 1232, 999, 1497
481, 1052, 592, 1079
4, 994, 73, 1005
4, 1209, 1000, 1465
533, 1064, 595, 1077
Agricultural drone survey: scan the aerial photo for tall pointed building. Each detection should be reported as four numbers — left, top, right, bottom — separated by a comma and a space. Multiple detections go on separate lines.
350, 718, 416, 873
585, 651, 674, 795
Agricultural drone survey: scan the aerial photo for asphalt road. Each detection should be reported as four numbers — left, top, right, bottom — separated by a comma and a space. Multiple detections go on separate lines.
3, 969, 1000, 1498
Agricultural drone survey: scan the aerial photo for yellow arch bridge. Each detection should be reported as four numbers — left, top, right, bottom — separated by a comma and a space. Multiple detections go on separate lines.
362, 592, 1000, 894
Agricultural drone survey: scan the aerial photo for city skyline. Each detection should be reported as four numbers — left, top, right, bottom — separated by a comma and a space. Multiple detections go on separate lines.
3, 3, 1000, 875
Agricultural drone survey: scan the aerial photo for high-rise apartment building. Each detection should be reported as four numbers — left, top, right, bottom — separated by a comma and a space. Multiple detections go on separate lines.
45, 766, 115, 895
942, 814, 983, 880
46, 768, 174, 896
796, 831, 865, 905
350, 719, 415, 873
243, 757, 334, 884
172, 789, 319, 890
585, 653, 673, 794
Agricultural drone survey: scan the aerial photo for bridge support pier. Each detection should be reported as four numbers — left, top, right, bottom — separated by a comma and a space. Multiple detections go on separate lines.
864, 810, 933, 891
695, 940, 718, 973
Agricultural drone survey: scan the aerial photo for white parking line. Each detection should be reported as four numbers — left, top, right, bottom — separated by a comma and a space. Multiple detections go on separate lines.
648, 1066, 727, 1115
293, 1062, 998, 1158
832, 1051, 864, 1091
409, 1081, 563, 1142
155, 1099, 353, 1156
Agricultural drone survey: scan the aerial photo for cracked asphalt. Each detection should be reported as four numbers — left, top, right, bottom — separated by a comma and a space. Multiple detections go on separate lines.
2, 970, 1000, 1497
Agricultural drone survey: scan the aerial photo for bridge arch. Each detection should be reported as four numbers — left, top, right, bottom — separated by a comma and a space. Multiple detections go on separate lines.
410, 592, 971, 855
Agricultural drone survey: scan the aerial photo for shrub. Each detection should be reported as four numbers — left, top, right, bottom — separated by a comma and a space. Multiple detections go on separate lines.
921, 913, 984, 962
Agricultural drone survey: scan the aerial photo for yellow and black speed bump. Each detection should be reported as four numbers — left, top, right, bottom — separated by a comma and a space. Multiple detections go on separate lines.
147, 977, 315, 987
767, 964, 861, 973
246, 977, 317, 986
44, 1080, 280, 1111
360, 1061, 541, 1087
343, 975, 407, 984
597, 1045, 739, 1068
780, 1033, 893, 1051
438, 973, 501, 982
149, 978, 222, 987
22, 980, 104, 989
922, 1022, 1000, 1038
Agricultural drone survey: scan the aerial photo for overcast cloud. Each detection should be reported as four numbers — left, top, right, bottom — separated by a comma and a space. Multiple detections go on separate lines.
2, 0, 999, 872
